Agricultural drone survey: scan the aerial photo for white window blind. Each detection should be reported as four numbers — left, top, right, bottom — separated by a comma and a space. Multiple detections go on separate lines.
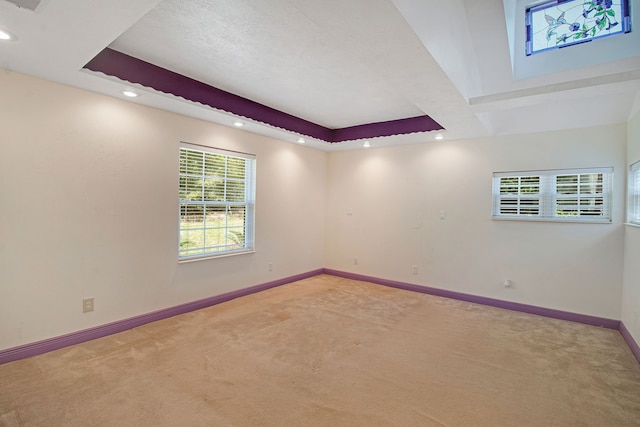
179, 143, 256, 259
493, 167, 613, 222
630, 161, 640, 225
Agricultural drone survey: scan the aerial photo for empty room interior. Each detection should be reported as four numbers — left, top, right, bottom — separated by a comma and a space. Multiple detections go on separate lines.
2, 0, 640, 425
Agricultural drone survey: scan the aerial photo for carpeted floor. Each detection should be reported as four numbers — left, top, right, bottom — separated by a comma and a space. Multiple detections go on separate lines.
1, 274, 640, 426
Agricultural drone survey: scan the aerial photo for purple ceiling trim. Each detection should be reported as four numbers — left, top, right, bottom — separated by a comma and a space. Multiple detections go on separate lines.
334, 115, 443, 141
84, 48, 332, 141
83, 48, 443, 143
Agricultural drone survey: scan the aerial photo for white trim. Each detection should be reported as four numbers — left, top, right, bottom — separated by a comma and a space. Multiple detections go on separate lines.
180, 141, 256, 160
628, 160, 640, 225
178, 249, 256, 263
493, 167, 613, 177
493, 216, 612, 224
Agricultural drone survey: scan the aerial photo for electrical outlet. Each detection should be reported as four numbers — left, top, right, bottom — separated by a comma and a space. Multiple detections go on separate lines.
82, 298, 94, 313
354, 257, 358, 265
268, 262, 273, 272
412, 265, 418, 275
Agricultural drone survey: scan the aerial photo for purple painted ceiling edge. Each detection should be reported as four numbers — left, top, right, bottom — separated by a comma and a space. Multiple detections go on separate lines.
83, 48, 444, 143
335, 115, 442, 141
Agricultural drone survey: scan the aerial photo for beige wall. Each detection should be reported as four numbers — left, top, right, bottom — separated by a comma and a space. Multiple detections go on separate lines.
326, 127, 627, 318
0, 69, 633, 352
622, 109, 640, 344
0, 71, 327, 350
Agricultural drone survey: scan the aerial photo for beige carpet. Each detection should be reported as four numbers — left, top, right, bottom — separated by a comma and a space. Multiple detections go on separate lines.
1, 274, 640, 426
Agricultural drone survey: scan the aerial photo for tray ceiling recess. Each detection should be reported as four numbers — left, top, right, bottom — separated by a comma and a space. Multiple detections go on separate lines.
2, 0, 42, 12
83, 48, 444, 143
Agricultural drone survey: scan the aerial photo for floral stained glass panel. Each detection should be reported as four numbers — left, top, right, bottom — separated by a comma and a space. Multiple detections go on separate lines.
526, 0, 631, 55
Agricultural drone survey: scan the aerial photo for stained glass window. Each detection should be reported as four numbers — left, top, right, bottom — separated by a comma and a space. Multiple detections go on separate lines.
526, 0, 631, 55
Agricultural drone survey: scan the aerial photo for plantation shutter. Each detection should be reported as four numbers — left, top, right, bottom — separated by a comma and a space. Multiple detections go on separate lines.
554, 168, 612, 219
492, 174, 540, 216
493, 167, 612, 221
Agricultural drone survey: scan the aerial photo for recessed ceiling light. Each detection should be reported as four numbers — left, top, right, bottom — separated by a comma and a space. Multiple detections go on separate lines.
434, 133, 444, 140
362, 141, 371, 148
0, 29, 16, 41
297, 137, 305, 144
121, 90, 139, 98
233, 121, 244, 127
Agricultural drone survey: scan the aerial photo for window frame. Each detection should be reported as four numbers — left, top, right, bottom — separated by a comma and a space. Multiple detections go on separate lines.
492, 167, 613, 223
525, 0, 631, 56
178, 142, 256, 261
628, 161, 640, 226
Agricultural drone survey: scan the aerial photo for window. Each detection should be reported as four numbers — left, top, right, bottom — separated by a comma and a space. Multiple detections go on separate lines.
526, 0, 631, 56
179, 143, 256, 259
493, 167, 613, 222
629, 161, 640, 225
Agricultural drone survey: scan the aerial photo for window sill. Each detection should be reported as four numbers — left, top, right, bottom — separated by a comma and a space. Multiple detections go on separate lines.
492, 216, 612, 224
624, 223, 640, 229
178, 249, 255, 263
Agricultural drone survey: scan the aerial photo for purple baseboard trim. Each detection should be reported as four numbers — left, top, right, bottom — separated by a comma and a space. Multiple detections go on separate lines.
0, 269, 323, 366
83, 48, 443, 143
4, 268, 634, 367
323, 269, 621, 330
620, 322, 640, 364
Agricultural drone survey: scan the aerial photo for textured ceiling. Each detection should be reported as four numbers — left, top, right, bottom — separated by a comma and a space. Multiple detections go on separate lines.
110, 0, 432, 129
1, 0, 640, 150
